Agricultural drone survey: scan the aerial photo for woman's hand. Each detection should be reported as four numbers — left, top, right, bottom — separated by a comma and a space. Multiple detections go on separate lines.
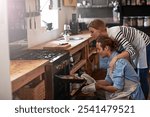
109, 56, 118, 73
109, 51, 130, 73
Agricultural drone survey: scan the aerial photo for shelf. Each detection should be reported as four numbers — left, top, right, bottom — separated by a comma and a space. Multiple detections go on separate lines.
70, 81, 86, 96
121, 5, 150, 16
133, 26, 150, 29
63, 0, 77, 7
88, 49, 97, 58
88, 37, 95, 43
70, 59, 86, 75
120, 3, 150, 36
26, 12, 40, 17
77, 5, 113, 8
135, 26, 150, 35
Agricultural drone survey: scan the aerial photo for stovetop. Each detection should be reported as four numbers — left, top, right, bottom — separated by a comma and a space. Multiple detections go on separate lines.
11, 49, 68, 62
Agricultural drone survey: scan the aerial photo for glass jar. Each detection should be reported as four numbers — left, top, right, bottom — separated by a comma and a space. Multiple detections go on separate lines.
147, 0, 150, 5
126, 0, 131, 5
136, 0, 141, 5
137, 16, 144, 27
130, 17, 137, 26
140, 0, 146, 5
144, 16, 150, 27
131, 0, 136, 5
113, 6, 119, 22
122, 0, 126, 5
123, 17, 130, 26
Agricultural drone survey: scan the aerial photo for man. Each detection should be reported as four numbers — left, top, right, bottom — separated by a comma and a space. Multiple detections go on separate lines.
88, 19, 150, 99
82, 36, 145, 100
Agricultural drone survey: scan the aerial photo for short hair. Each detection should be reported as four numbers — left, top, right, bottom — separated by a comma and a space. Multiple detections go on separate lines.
96, 36, 119, 51
88, 19, 106, 30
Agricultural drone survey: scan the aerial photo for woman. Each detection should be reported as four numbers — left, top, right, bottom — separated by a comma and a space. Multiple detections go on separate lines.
88, 19, 150, 99
82, 36, 145, 100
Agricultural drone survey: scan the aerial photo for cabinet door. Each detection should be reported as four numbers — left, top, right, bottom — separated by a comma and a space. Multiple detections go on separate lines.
92, 0, 108, 6
64, 0, 77, 6
8, 0, 27, 43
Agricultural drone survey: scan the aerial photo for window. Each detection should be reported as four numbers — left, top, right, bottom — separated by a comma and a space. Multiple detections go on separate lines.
40, 0, 58, 30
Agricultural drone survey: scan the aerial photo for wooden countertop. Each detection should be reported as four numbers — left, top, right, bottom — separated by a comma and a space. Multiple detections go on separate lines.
66, 33, 90, 47
31, 32, 91, 53
10, 60, 49, 92
10, 32, 92, 94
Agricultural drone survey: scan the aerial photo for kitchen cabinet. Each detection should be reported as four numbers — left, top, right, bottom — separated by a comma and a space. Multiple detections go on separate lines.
86, 37, 99, 75
92, 0, 108, 6
30, 32, 98, 75
10, 60, 49, 99
66, 33, 99, 75
8, 0, 27, 43
119, 0, 150, 35
63, 0, 77, 6
66, 36, 88, 75
77, 0, 111, 7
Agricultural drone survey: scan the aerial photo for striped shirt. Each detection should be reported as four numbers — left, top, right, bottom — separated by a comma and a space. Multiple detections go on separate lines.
107, 26, 150, 59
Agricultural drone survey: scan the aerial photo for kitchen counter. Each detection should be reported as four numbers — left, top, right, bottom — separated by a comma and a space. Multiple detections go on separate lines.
31, 31, 91, 52
31, 31, 97, 75
10, 32, 98, 99
10, 60, 49, 93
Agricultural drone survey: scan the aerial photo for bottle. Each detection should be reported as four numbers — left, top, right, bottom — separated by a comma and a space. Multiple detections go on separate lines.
113, 6, 120, 22
82, 0, 86, 6
137, 16, 144, 27
70, 55, 74, 68
144, 16, 150, 27
147, 0, 150, 5
126, 0, 131, 5
131, 0, 136, 5
123, 17, 130, 26
122, 0, 126, 5
140, 0, 146, 5
136, 0, 141, 5
130, 17, 137, 26
63, 24, 70, 42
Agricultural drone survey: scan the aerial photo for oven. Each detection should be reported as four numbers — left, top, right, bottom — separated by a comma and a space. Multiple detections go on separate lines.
44, 52, 70, 100
11, 49, 70, 100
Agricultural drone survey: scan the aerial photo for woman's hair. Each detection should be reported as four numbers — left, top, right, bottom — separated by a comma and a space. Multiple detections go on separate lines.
88, 19, 106, 30
97, 36, 119, 51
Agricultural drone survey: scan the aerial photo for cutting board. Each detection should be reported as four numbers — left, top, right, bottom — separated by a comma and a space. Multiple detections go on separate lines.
43, 41, 71, 50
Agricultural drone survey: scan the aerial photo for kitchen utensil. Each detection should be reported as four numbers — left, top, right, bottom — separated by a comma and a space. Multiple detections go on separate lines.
43, 20, 53, 30
34, 18, 36, 29
35, 0, 37, 12
29, 6, 32, 29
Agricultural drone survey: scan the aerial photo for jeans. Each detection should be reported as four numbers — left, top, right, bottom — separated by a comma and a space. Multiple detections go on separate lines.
147, 43, 150, 70
136, 43, 150, 99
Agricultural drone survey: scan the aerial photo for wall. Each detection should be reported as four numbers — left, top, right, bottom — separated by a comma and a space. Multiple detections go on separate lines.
77, 7, 113, 18
28, 1, 76, 47
0, 0, 12, 99
76, 0, 118, 24
0, 0, 76, 99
